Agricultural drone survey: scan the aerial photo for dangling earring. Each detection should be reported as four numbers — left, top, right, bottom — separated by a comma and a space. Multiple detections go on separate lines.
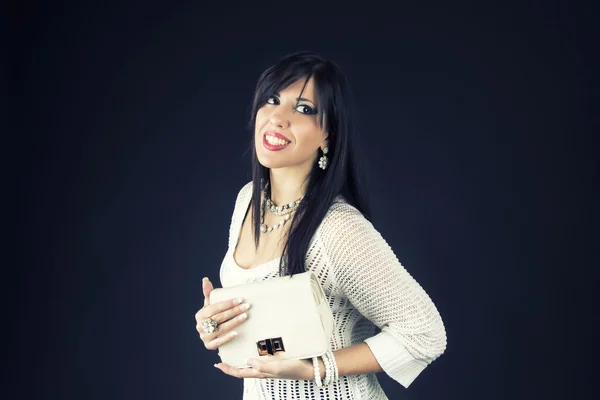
318, 146, 329, 170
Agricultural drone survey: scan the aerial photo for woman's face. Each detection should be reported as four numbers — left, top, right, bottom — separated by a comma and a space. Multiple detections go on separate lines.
254, 77, 328, 172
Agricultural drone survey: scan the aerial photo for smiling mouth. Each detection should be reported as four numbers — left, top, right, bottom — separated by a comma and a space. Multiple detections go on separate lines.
264, 134, 291, 146
263, 134, 290, 151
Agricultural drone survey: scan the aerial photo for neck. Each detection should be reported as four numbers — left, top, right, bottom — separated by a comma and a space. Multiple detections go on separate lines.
268, 167, 309, 206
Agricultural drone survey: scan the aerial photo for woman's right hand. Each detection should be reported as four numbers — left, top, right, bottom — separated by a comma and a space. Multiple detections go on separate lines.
195, 277, 250, 350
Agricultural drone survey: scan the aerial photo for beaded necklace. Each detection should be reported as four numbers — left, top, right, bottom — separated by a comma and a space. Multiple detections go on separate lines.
260, 181, 304, 234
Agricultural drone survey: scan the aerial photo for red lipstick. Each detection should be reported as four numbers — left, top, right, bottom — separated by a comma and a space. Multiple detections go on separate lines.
263, 132, 291, 151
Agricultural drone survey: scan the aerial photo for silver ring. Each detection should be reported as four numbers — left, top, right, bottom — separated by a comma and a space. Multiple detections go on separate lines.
201, 317, 219, 334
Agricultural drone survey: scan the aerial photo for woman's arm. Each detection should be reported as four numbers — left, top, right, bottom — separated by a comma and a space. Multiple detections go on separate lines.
313, 343, 383, 380
215, 343, 382, 382
318, 203, 447, 388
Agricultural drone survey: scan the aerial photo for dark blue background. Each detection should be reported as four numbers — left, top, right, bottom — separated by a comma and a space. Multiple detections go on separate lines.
11, 1, 597, 399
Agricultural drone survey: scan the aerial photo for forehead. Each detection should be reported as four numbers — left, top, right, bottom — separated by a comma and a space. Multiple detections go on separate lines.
279, 77, 317, 100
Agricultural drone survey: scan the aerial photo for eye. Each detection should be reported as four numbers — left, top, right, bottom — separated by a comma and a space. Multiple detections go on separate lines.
295, 104, 317, 115
266, 96, 280, 105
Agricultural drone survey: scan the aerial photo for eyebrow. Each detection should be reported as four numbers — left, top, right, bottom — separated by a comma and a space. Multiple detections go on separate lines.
274, 91, 316, 106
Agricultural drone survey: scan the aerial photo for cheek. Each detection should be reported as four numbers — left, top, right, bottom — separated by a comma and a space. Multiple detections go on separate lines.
255, 108, 267, 128
296, 124, 324, 146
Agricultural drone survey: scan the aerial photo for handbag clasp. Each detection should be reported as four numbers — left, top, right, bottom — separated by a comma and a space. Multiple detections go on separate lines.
256, 337, 285, 356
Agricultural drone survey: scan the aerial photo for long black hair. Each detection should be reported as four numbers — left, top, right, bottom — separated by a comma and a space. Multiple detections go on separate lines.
247, 51, 372, 277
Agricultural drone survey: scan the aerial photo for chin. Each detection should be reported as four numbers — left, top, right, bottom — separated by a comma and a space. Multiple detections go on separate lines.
258, 156, 293, 170
257, 159, 284, 170
256, 153, 275, 169
256, 147, 283, 167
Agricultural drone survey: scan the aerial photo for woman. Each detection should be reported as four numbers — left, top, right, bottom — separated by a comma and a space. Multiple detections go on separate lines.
195, 51, 447, 399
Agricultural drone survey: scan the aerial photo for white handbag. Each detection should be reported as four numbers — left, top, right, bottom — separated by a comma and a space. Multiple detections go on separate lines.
209, 271, 335, 368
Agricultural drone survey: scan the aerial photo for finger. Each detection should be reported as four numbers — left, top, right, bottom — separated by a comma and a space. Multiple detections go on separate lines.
214, 362, 275, 379
202, 277, 214, 307
209, 302, 250, 325
199, 308, 249, 346
196, 309, 248, 347
196, 300, 248, 327
203, 330, 239, 350
197, 297, 245, 322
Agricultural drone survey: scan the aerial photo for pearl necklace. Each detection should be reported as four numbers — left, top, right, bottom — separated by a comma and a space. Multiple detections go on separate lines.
260, 182, 304, 234
264, 181, 304, 215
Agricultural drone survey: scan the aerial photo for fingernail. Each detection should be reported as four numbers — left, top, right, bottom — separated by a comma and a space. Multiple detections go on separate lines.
234, 298, 243, 305
214, 363, 219, 368
202, 277, 209, 282
240, 303, 250, 310
230, 330, 238, 337
238, 313, 247, 321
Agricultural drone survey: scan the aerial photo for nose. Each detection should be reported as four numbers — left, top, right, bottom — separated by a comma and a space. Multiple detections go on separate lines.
269, 109, 290, 129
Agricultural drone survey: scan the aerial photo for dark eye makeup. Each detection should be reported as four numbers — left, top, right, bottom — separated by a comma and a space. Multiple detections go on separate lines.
266, 95, 318, 115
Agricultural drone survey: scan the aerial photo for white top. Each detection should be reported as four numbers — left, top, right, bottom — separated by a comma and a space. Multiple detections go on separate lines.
220, 181, 447, 400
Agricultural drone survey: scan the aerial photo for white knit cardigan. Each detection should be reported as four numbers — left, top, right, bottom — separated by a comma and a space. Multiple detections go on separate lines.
219, 182, 447, 400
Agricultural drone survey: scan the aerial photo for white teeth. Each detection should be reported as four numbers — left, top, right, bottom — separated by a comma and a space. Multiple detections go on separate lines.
266, 135, 289, 146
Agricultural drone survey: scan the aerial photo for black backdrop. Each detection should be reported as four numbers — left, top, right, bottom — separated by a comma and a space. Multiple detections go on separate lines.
11, 1, 597, 399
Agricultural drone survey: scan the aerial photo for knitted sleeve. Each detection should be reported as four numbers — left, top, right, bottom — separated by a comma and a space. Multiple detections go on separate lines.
317, 202, 447, 388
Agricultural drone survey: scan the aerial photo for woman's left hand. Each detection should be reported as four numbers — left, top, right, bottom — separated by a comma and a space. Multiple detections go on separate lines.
214, 357, 315, 380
